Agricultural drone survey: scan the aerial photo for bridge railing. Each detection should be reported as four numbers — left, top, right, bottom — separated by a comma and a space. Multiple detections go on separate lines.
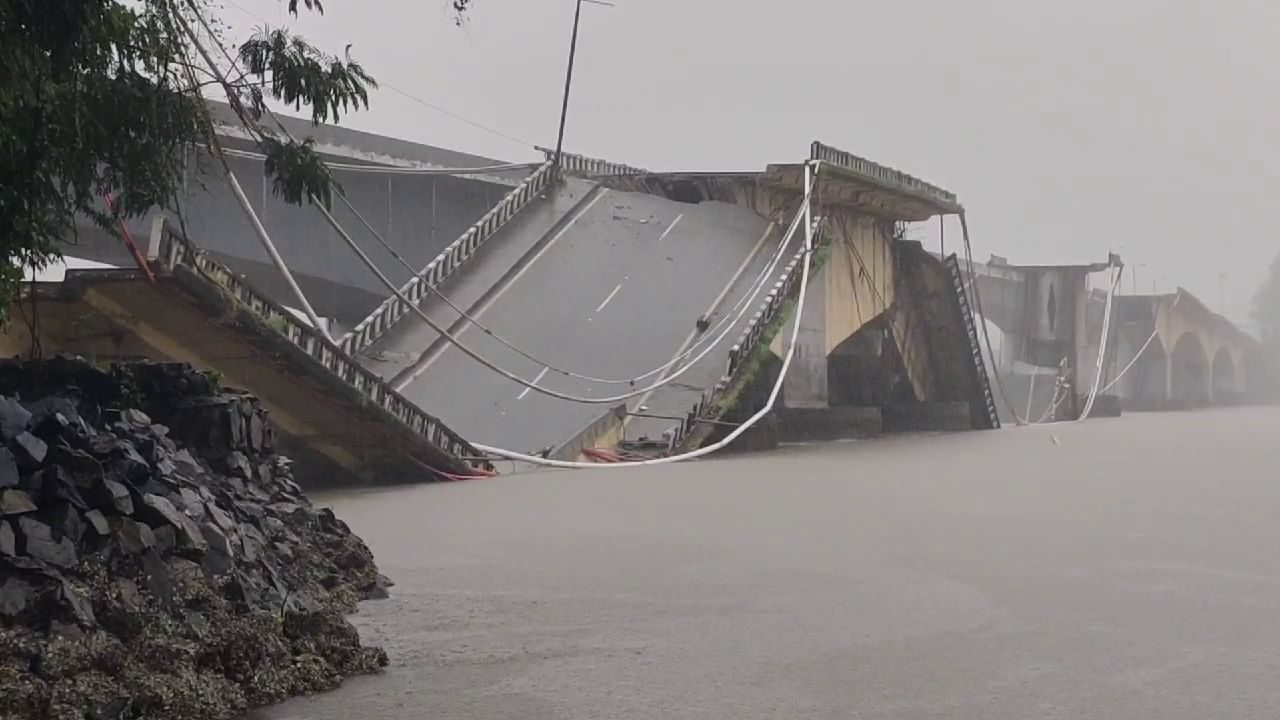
810, 141, 959, 208
664, 218, 824, 451
148, 218, 487, 470
537, 147, 650, 178
339, 159, 556, 354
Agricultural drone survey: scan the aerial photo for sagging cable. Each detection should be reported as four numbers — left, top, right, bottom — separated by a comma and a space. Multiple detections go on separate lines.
339, 184, 804, 387
468, 160, 823, 469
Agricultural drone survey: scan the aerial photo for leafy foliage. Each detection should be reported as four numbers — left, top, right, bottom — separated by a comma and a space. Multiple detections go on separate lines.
0, 0, 201, 321
260, 136, 338, 208
239, 27, 375, 124
0, 0, 433, 329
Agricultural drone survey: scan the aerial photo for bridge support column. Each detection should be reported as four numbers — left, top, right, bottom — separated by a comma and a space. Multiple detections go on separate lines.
781, 264, 829, 408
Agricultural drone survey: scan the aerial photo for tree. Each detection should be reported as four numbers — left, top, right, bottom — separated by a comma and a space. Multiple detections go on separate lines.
0, 0, 469, 326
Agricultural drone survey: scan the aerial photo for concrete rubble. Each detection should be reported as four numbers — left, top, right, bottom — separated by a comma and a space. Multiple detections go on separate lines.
0, 358, 391, 719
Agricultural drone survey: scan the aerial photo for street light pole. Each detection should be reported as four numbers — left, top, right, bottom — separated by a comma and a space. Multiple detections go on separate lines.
553, 0, 585, 180
551, 0, 613, 181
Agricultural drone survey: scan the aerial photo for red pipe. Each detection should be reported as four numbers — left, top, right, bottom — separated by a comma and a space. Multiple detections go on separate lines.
101, 189, 156, 284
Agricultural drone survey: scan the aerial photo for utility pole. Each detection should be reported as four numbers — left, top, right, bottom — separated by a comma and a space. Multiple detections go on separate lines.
1219, 273, 1226, 315
552, 0, 614, 181
1132, 263, 1146, 295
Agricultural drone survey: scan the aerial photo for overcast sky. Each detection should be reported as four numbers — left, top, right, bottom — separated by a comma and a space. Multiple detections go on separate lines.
225, 0, 1279, 325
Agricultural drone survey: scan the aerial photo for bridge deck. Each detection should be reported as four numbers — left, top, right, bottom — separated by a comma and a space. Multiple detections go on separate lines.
359, 177, 598, 380
8, 271, 481, 486
392, 186, 778, 455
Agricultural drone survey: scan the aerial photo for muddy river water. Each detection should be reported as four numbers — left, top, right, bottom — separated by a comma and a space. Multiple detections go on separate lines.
262, 406, 1280, 719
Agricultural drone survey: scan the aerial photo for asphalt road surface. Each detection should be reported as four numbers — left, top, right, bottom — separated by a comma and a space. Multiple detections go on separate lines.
262, 405, 1280, 719
359, 177, 598, 381
392, 186, 776, 455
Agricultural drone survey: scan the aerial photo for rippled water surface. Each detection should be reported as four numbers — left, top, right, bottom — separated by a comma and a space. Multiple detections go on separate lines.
261, 406, 1280, 719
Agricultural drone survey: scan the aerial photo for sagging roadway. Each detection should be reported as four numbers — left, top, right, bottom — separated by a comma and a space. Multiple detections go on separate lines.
367, 181, 782, 456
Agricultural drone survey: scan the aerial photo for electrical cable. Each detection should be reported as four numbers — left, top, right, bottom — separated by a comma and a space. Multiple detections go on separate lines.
1077, 265, 1122, 421
469, 161, 823, 469
214, 145, 536, 175
187, 9, 810, 404
1098, 291, 1182, 395
1031, 362, 1071, 424
314, 194, 814, 405
958, 212, 1028, 425
220, 0, 538, 151
341, 184, 802, 387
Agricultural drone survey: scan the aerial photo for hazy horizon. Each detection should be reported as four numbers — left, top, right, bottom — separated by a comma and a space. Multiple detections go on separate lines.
220, 0, 1279, 327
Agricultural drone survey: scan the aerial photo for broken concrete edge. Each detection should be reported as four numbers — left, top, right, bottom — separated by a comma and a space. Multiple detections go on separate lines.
536, 146, 650, 179
676, 241, 835, 454
809, 141, 962, 213
166, 266, 480, 478
677, 295, 800, 454
550, 403, 627, 463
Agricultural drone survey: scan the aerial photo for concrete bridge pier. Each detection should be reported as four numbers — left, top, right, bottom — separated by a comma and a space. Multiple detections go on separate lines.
757, 147, 997, 440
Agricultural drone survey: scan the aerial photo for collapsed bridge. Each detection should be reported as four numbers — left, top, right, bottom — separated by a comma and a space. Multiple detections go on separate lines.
12, 111, 1004, 484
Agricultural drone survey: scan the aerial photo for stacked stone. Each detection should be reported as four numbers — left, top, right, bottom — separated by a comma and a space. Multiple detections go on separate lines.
0, 358, 389, 720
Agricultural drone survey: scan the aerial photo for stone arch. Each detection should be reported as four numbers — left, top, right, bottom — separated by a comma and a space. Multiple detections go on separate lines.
1211, 347, 1238, 405
1170, 333, 1211, 408
1127, 336, 1168, 410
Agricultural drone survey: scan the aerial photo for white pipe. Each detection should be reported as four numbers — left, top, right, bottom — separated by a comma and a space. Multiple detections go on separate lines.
1025, 369, 1037, 422
224, 169, 333, 342
1077, 265, 1122, 421
184, 5, 791, 395
342, 183, 799, 387
1100, 290, 1181, 395
174, 8, 333, 342
470, 161, 821, 469
312, 190, 814, 405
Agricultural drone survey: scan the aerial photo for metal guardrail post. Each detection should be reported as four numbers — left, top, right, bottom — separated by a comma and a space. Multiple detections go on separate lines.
809, 141, 958, 208
152, 224, 489, 469
342, 160, 556, 353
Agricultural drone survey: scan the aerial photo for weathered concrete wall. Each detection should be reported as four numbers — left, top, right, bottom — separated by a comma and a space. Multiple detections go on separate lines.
824, 212, 896, 355
778, 210, 898, 410
894, 243, 994, 429
780, 264, 829, 408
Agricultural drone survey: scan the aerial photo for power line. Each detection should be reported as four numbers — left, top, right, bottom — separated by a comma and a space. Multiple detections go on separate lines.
469, 162, 823, 469
187, 7, 817, 406
219, 0, 537, 150
215, 144, 535, 175
382, 85, 536, 150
